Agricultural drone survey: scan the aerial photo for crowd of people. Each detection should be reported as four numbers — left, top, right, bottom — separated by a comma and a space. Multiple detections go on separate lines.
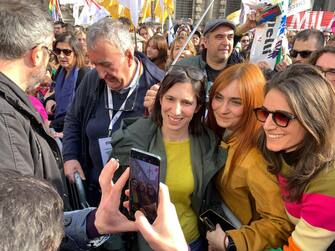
1, 1, 335, 251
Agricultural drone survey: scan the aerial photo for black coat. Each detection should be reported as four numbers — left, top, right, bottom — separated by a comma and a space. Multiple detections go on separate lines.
0, 72, 69, 209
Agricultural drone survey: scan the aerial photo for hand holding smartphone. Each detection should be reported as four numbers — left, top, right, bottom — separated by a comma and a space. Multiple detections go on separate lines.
129, 148, 161, 224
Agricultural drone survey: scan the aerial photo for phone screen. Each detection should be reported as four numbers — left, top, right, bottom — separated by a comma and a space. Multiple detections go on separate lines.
129, 148, 160, 224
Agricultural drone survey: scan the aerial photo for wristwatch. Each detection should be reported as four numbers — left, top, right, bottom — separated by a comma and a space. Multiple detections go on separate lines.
226, 235, 236, 251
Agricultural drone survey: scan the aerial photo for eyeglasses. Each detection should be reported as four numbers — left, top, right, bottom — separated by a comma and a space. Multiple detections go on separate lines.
168, 65, 205, 82
42, 46, 56, 57
53, 48, 73, 56
315, 65, 335, 81
254, 107, 297, 128
290, 49, 313, 59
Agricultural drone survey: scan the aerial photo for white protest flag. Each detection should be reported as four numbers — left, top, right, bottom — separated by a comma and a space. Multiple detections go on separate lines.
167, 15, 174, 46
73, 3, 80, 25
118, 0, 145, 27
76, 0, 109, 26
250, 0, 289, 70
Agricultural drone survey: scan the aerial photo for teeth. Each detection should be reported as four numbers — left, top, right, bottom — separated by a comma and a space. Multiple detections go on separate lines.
168, 115, 182, 121
267, 134, 283, 139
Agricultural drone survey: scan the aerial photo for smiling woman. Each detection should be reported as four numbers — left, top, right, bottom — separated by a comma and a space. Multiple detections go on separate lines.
257, 64, 335, 250
111, 65, 226, 251
206, 63, 292, 251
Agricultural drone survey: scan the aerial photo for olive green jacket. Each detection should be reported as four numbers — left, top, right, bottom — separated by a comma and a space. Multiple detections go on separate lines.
111, 117, 227, 250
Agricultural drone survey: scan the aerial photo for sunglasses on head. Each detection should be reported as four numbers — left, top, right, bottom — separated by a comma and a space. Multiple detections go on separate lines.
289, 49, 312, 59
254, 107, 297, 128
168, 65, 205, 81
53, 48, 73, 56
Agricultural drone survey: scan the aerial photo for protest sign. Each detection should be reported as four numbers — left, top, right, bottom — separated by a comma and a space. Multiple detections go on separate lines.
287, 11, 335, 30
250, 0, 289, 70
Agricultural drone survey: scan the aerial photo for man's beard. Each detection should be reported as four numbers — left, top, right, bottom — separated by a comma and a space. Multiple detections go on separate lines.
28, 62, 47, 89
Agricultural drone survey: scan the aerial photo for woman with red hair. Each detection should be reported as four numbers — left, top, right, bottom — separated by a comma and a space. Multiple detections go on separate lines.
206, 63, 292, 251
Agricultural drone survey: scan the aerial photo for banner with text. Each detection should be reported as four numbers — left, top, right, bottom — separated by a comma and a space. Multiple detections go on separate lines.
287, 11, 335, 30
250, 0, 289, 70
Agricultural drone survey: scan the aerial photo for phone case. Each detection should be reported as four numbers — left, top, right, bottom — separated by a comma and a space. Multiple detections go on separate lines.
199, 209, 236, 231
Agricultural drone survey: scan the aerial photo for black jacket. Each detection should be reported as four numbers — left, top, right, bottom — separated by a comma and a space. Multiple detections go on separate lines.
62, 52, 165, 183
48, 66, 90, 132
0, 72, 69, 209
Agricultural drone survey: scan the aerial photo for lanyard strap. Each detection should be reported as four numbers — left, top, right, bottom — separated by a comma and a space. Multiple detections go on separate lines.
107, 83, 137, 136
107, 61, 142, 136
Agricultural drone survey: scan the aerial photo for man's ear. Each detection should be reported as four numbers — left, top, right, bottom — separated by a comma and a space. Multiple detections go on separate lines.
30, 45, 44, 66
203, 36, 208, 49
124, 49, 134, 67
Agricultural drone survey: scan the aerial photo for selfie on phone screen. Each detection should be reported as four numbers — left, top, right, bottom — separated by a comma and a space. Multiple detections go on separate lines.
129, 148, 160, 224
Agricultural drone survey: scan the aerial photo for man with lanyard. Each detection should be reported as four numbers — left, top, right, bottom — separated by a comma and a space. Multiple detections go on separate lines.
0, 2, 133, 249
62, 17, 164, 206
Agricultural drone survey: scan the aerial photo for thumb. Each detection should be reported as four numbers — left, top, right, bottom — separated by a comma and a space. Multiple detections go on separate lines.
135, 210, 159, 243
77, 167, 86, 180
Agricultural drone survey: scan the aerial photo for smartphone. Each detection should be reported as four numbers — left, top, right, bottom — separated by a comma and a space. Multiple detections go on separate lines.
129, 148, 161, 224
199, 209, 236, 231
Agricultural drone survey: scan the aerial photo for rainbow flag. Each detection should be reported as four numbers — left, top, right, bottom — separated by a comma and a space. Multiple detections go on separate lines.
49, 0, 62, 21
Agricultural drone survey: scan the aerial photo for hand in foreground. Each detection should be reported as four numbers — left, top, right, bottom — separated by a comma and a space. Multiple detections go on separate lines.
95, 158, 137, 234
64, 159, 85, 183
275, 60, 290, 72
144, 84, 160, 114
257, 60, 271, 71
135, 183, 188, 251
206, 224, 226, 251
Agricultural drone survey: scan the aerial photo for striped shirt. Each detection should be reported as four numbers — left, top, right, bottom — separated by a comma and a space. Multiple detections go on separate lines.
277, 162, 335, 251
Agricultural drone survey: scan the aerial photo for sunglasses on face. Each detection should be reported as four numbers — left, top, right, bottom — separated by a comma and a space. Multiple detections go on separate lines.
53, 48, 73, 56
254, 107, 297, 128
290, 49, 312, 59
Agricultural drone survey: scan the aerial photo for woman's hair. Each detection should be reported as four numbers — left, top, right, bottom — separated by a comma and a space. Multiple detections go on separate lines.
138, 25, 154, 39
258, 64, 335, 202
53, 32, 86, 68
207, 63, 266, 173
166, 36, 197, 67
145, 34, 168, 70
309, 46, 335, 65
151, 66, 206, 135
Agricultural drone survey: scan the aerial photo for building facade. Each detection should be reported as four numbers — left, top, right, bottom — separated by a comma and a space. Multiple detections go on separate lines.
175, 0, 241, 25
175, 0, 334, 24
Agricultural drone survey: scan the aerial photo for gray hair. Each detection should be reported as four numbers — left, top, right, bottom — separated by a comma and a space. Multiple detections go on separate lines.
0, 1, 54, 60
0, 169, 64, 251
87, 17, 134, 54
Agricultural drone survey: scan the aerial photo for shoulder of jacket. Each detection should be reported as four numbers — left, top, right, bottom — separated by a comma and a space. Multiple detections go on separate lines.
76, 69, 101, 92
178, 55, 203, 67
136, 52, 165, 82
